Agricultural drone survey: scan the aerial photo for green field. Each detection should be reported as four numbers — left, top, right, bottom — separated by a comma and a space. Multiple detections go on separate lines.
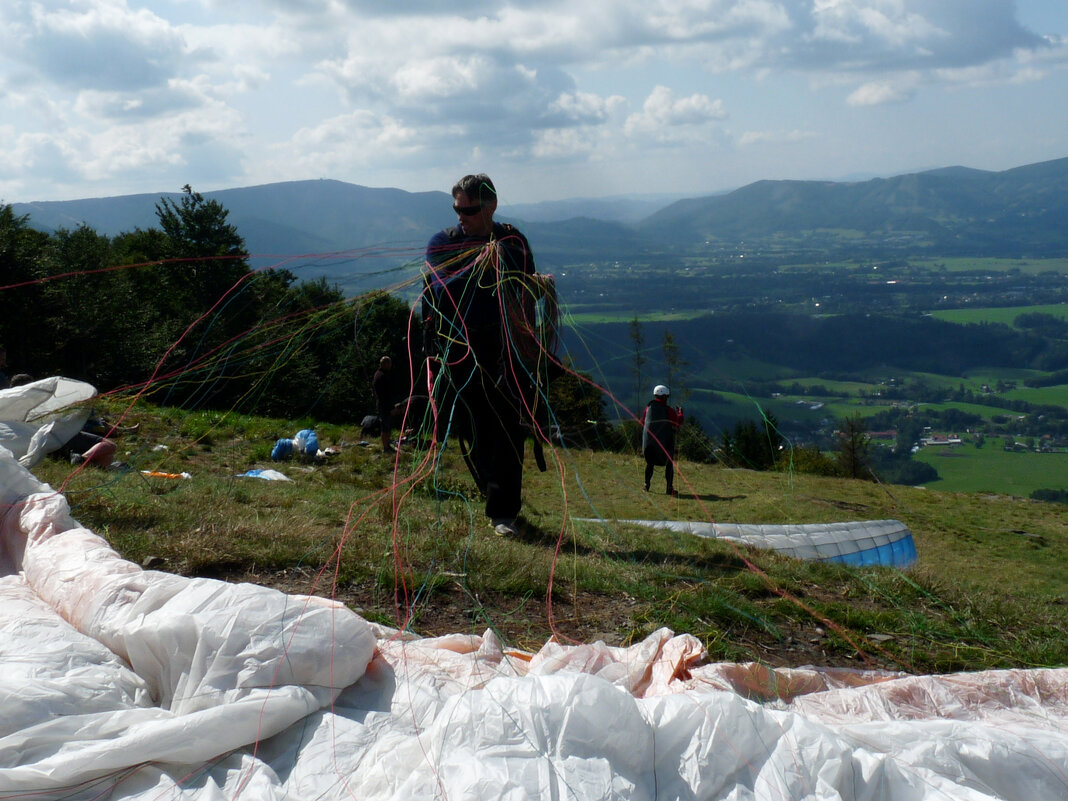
564, 309, 714, 324
912, 441, 1068, 495
929, 302, 1068, 326
916, 257, 1068, 275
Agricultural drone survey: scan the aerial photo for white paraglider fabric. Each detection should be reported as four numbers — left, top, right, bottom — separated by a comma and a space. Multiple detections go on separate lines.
2, 444, 1067, 800
0, 377, 96, 467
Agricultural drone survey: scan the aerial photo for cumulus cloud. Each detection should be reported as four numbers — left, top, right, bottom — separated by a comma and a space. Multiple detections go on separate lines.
530, 127, 603, 160
624, 86, 727, 144
2, 0, 1064, 200
788, 0, 1046, 72
847, 79, 916, 106
73, 83, 203, 120
259, 109, 435, 181
2, 0, 192, 92
541, 91, 627, 127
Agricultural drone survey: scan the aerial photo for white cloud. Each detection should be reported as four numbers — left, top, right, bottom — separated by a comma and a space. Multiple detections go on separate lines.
789, 0, 1046, 72
847, 79, 916, 106
2, 0, 1065, 201
263, 110, 433, 180
624, 86, 727, 143
543, 91, 627, 126
531, 127, 602, 160
739, 128, 817, 145
3, 0, 193, 91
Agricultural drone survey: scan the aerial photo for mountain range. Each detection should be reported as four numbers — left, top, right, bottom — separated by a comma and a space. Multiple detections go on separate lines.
10, 156, 1068, 278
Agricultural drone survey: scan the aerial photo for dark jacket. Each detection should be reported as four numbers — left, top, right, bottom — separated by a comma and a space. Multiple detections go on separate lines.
640, 398, 683, 465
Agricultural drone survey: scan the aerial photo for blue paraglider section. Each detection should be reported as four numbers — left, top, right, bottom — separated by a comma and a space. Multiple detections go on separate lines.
587, 519, 918, 568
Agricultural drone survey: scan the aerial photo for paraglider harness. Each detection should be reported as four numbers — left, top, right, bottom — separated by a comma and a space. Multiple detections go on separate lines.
422, 224, 560, 476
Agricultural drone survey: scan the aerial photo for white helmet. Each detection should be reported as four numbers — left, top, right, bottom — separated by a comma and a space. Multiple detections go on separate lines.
653, 384, 670, 397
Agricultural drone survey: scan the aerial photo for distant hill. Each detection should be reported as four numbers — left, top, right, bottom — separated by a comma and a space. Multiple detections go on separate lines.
637, 157, 1068, 257
10, 157, 1068, 273
506, 194, 688, 224
12, 180, 448, 257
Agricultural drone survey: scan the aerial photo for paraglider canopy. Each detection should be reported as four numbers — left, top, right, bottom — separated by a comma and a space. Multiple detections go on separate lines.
0, 376, 96, 467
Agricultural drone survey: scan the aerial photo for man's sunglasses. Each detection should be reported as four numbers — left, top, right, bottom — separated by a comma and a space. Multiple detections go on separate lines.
453, 204, 482, 216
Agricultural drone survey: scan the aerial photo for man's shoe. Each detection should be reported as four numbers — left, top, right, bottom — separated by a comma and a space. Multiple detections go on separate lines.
667, 488, 678, 497
492, 518, 519, 537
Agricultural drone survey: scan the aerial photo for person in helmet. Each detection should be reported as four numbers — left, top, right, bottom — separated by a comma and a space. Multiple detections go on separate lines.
639, 384, 684, 496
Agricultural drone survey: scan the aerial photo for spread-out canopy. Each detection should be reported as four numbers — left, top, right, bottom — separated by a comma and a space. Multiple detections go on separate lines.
589, 518, 918, 568
2, 437, 1066, 798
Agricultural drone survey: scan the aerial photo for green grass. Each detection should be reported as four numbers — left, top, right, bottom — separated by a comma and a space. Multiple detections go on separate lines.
929, 302, 1068, 326
912, 441, 1068, 495
916, 257, 1068, 275
29, 397, 1068, 679
566, 309, 715, 324
1004, 384, 1068, 407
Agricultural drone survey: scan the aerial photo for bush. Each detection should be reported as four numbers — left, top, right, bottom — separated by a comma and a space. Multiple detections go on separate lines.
1031, 488, 1068, 504
780, 445, 841, 477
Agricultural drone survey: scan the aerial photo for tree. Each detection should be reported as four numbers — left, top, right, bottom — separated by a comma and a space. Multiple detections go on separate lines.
629, 316, 646, 413
675, 416, 717, 463
154, 185, 251, 315
662, 329, 689, 402
0, 206, 51, 371
719, 413, 783, 470
836, 413, 873, 480
547, 360, 612, 448
147, 187, 258, 406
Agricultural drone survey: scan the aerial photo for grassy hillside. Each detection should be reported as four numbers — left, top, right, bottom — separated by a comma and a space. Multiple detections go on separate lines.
32, 399, 1068, 676
912, 442, 1068, 494
930, 302, 1068, 326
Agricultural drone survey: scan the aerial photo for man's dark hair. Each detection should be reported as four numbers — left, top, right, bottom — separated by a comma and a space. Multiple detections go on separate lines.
452, 174, 496, 204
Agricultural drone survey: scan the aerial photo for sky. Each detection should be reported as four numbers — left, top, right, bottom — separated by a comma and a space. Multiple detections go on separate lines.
1, 0, 1066, 206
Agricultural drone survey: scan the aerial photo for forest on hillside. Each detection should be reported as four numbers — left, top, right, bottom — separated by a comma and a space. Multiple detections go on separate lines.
1, 190, 412, 424
8, 187, 1068, 493
0, 191, 605, 440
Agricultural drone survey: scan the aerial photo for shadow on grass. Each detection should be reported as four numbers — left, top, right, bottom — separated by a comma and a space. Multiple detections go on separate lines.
685, 492, 746, 502
515, 518, 749, 574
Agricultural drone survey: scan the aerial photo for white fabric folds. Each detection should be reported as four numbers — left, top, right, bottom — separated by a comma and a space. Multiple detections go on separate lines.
1, 445, 1067, 800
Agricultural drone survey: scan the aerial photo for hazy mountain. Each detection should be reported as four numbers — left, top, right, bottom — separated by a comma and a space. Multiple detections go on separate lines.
637, 157, 1068, 256
506, 194, 692, 224
10, 157, 1068, 272
12, 180, 449, 256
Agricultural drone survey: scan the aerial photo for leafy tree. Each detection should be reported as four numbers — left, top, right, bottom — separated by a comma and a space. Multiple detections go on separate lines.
895, 416, 924, 454
719, 413, 783, 470
145, 186, 260, 405
39, 226, 125, 383
0, 206, 51, 371
675, 416, 717, 463
836, 413, 872, 479
548, 359, 607, 434
1031, 488, 1068, 505
871, 450, 939, 485
153, 185, 252, 327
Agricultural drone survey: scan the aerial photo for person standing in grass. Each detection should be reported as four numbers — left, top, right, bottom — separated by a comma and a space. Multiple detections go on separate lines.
420, 174, 538, 538
640, 384, 683, 496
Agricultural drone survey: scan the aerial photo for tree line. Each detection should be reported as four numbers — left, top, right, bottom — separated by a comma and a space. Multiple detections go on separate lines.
1, 189, 610, 438
1, 188, 411, 424
1, 189, 943, 488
